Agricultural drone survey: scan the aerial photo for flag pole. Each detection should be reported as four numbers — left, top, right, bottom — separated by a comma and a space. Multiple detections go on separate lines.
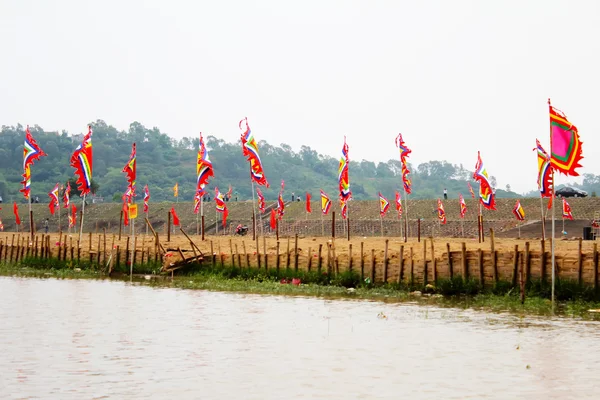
403, 187, 409, 242
28, 195, 33, 240
200, 196, 204, 239
215, 201, 219, 236
79, 193, 86, 242
548, 98, 556, 312
321, 210, 324, 236
251, 180, 258, 239
130, 200, 135, 281
540, 195, 546, 240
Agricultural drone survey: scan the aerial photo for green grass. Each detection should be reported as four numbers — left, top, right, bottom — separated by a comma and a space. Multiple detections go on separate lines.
1, 259, 600, 320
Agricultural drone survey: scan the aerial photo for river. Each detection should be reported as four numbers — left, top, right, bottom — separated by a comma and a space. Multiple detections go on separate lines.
0, 277, 598, 399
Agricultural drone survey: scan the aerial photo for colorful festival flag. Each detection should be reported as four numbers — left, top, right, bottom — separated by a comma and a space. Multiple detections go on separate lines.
215, 187, 228, 227
240, 117, 269, 187
338, 137, 351, 201
170, 206, 180, 226
379, 192, 390, 217
21, 125, 48, 199
535, 139, 553, 198
437, 199, 447, 224
173, 182, 179, 198
122, 185, 134, 205
395, 191, 403, 218
549, 102, 583, 177
341, 199, 348, 219
459, 194, 467, 218
70, 125, 93, 195
63, 182, 71, 209
320, 190, 331, 215
473, 151, 496, 210
143, 185, 150, 213
467, 182, 475, 199
197, 133, 214, 192
306, 193, 312, 213
69, 204, 77, 228
395, 133, 412, 161
277, 191, 285, 220
13, 202, 20, 226
122, 143, 136, 196
257, 188, 266, 213
396, 133, 412, 195
48, 183, 60, 215
513, 200, 525, 221
562, 198, 573, 220
193, 189, 202, 214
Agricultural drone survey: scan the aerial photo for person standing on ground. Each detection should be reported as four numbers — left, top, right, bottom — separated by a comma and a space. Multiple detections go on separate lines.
44, 218, 49, 233
443, 188, 448, 200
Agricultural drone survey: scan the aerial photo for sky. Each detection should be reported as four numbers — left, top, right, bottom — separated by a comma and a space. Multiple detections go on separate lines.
1, 0, 599, 194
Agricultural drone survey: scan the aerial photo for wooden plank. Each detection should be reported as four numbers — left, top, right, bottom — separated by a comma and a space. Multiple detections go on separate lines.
399, 245, 404, 283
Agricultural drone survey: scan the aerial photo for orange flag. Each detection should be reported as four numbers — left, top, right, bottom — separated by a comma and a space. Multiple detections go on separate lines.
170, 207, 180, 226
270, 208, 277, 229
122, 201, 129, 227
306, 193, 311, 213
13, 202, 20, 225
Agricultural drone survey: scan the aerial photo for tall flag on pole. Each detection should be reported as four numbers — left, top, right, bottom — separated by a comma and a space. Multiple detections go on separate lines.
513, 200, 525, 221
277, 191, 285, 220
197, 133, 214, 193
338, 137, 351, 201
437, 199, 447, 224
143, 185, 150, 213
63, 182, 71, 208
562, 198, 573, 220
48, 183, 60, 215
215, 188, 228, 227
122, 200, 129, 227
70, 125, 93, 195
13, 202, 21, 226
379, 192, 390, 217
396, 133, 412, 195
473, 151, 496, 210
257, 188, 266, 213
122, 143, 136, 198
320, 190, 331, 215
193, 189, 202, 214
467, 182, 475, 199
21, 125, 47, 199
240, 117, 269, 187
535, 139, 553, 198
459, 194, 467, 218
395, 191, 403, 218
173, 182, 179, 198
306, 193, 312, 213
549, 102, 583, 176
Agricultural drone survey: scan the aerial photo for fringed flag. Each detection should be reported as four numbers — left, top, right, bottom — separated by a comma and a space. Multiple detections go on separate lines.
69, 204, 76, 228
535, 139, 553, 198
193, 190, 202, 214
215, 188, 228, 227
473, 151, 496, 210
257, 188, 266, 213
338, 137, 351, 201
21, 125, 47, 199
467, 182, 475, 199
321, 190, 331, 215
437, 199, 447, 224
379, 192, 390, 217
277, 191, 285, 220
513, 200, 525, 221
70, 125, 93, 195
173, 182, 179, 198
341, 199, 348, 219
240, 117, 269, 187
306, 193, 311, 213
13, 202, 20, 226
122, 143, 136, 198
562, 198, 573, 220
48, 183, 60, 215
549, 101, 583, 177
396, 133, 412, 195
270, 208, 277, 229
143, 185, 150, 213
395, 191, 403, 218
62, 182, 70, 208
197, 133, 214, 192
459, 194, 467, 218
170, 206, 180, 226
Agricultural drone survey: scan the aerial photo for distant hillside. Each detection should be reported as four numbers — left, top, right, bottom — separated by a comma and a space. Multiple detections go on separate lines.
3, 120, 600, 203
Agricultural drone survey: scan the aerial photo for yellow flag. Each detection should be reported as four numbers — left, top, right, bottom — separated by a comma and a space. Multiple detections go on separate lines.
173, 182, 179, 197
128, 204, 138, 219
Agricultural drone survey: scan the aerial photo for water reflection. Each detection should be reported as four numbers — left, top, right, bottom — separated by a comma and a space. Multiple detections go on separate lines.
0, 277, 598, 399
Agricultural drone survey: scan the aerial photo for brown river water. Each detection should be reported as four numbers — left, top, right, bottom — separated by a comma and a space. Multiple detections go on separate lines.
0, 277, 598, 399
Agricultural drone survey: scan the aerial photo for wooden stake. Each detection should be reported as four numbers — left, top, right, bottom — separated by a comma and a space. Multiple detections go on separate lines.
119, 210, 123, 240
348, 243, 353, 272
286, 236, 291, 269
370, 248, 375, 283
332, 211, 336, 238
307, 246, 312, 271
294, 234, 299, 271
410, 246, 414, 285
210, 240, 215, 268
398, 245, 405, 283
461, 242, 467, 281
317, 243, 322, 272
430, 238, 437, 284
360, 241, 364, 280
383, 239, 389, 283
167, 211, 171, 242
593, 242, 598, 292
446, 243, 453, 279
490, 228, 497, 283
525, 241, 530, 286
276, 241, 280, 271
541, 240, 546, 284
478, 248, 484, 286
577, 238, 583, 285
423, 238, 428, 286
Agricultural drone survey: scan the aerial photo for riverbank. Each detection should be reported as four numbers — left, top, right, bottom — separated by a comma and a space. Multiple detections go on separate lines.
2, 262, 600, 320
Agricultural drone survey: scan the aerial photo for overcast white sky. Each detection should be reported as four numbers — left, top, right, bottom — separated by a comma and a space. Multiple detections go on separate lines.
1, 0, 599, 193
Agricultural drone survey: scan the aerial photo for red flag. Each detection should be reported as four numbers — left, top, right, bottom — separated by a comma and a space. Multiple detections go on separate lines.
222, 208, 228, 228
13, 202, 20, 225
171, 207, 180, 226
270, 208, 277, 229
69, 204, 77, 228
122, 201, 129, 227
306, 193, 311, 213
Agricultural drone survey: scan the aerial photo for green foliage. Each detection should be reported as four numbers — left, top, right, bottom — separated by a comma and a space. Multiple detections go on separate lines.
1, 120, 527, 203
